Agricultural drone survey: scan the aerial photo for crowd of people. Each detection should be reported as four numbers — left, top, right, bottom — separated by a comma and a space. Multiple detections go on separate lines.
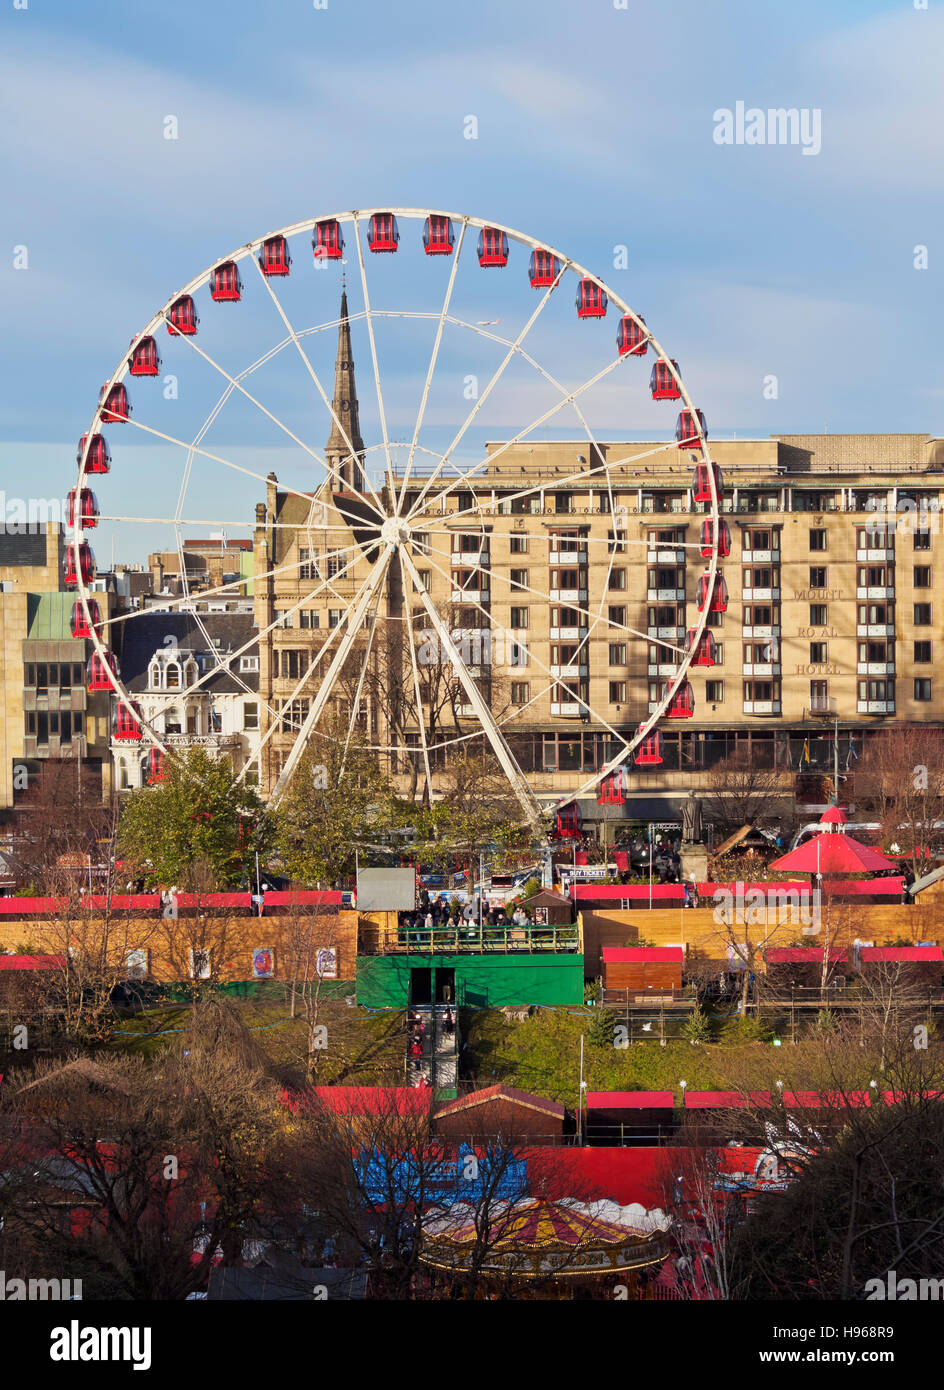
398, 891, 535, 939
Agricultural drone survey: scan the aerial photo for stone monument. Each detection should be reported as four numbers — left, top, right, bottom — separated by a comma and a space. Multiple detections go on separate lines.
679, 792, 708, 885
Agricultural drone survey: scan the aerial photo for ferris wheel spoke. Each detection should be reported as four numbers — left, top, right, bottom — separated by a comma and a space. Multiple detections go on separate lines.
416, 433, 689, 531
396, 221, 469, 512
269, 545, 395, 804
155, 310, 352, 483
139, 542, 375, 735
352, 214, 397, 502
399, 551, 434, 802
249, 257, 388, 523
408, 267, 566, 522
399, 546, 541, 825
337, 589, 384, 782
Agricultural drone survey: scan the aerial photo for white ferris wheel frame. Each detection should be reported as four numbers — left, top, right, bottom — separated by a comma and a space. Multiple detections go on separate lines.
72, 207, 720, 830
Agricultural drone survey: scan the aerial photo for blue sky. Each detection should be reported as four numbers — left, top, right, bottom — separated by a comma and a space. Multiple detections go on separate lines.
1, 0, 941, 563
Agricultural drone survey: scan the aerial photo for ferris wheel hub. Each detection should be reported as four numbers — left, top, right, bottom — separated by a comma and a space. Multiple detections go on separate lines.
380, 516, 411, 548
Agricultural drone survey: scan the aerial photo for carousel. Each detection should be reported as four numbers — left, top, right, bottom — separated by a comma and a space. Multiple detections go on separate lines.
420, 1198, 670, 1293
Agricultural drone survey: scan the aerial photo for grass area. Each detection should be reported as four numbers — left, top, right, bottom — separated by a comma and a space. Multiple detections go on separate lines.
459, 1007, 897, 1104
105, 996, 408, 1087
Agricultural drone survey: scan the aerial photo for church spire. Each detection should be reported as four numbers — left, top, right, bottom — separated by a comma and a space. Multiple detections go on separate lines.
325, 286, 365, 491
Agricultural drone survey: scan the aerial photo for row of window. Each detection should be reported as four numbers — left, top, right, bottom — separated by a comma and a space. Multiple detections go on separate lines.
26, 711, 83, 742
505, 678, 937, 709
25, 663, 86, 690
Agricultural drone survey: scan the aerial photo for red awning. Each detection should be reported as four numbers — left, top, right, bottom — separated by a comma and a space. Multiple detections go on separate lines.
781, 1091, 871, 1108
860, 946, 943, 962
262, 890, 343, 906
602, 947, 684, 962
0, 954, 65, 970
586, 1091, 676, 1110
766, 948, 849, 963
571, 884, 684, 901
769, 832, 898, 875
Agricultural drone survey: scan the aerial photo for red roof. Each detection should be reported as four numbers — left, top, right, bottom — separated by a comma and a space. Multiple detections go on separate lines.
819, 805, 848, 825
527, 1145, 767, 1206
703, 878, 903, 897
602, 947, 684, 963
0, 897, 66, 914
0, 954, 65, 970
770, 832, 897, 875
262, 890, 343, 907
860, 946, 943, 962
781, 1091, 871, 1108
434, 1084, 564, 1121
586, 1091, 675, 1110
297, 1087, 431, 1116
571, 884, 684, 901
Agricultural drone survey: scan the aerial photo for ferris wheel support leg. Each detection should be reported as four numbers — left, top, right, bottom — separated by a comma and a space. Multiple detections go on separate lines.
269, 545, 394, 807
398, 547, 543, 829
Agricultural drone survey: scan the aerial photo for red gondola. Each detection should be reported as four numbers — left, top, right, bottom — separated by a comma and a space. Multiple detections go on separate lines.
259, 235, 291, 277
650, 359, 681, 401
477, 227, 508, 267
676, 409, 707, 450
63, 541, 95, 589
67, 488, 98, 529
576, 279, 607, 318
112, 701, 143, 742
210, 261, 242, 301
129, 336, 161, 376
87, 650, 119, 693
555, 803, 580, 838
692, 460, 723, 503
145, 747, 166, 784
617, 315, 647, 356
423, 215, 454, 256
312, 219, 344, 260
687, 628, 717, 667
700, 517, 731, 558
368, 213, 400, 253
663, 680, 695, 719
634, 727, 664, 766
167, 295, 199, 336
70, 598, 102, 639
77, 433, 110, 475
597, 769, 626, 805
696, 572, 728, 614
528, 248, 560, 287
99, 383, 130, 422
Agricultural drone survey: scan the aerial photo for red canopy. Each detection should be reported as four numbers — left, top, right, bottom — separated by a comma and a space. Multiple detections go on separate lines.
769, 832, 897, 875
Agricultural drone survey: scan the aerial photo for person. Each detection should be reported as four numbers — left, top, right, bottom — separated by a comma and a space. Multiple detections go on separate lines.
424, 911, 434, 932
443, 1009, 455, 1036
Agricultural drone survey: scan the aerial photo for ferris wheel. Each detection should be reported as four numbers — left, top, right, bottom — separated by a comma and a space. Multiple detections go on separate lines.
68, 207, 724, 829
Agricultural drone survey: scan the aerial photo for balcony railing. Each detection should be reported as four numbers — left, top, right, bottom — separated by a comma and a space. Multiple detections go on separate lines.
374, 924, 580, 954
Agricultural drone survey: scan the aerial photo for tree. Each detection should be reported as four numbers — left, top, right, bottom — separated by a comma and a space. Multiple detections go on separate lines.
700, 750, 787, 841
5, 758, 114, 893
117, 746, 270, 889
853, 727, 944, 882
274, 720, 395, 885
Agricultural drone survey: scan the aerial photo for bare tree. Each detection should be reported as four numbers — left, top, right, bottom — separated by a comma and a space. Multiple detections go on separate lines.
700, 750, 787, 841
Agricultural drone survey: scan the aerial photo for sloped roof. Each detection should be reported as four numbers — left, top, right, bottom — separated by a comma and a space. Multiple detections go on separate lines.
434, 1084, 565, 1121
119, 611, 258, 694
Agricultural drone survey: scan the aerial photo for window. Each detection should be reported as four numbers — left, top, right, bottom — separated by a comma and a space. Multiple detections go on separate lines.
858, 565, 891, 587
244, 702, 259, 730
914, 531, 931, 551
743, 566, 778, 589
510, 607, 528, 629
299, 549, 315, 581
809, 529, 827, 551
280, 698, 310, 732
328, 610, 342, 629
914, 566, 932, 588
743, 680, 778, 702
858, 679, 893, 702
858, 602, 893, 626
915, 603, 932, 626
743, 604, 778, 628
609, 643, 626, 665
36, 712, 48, 744
809, 605, 828, 626
299, 609, 319, 629
744, 528, 775, 552
239, 655, 259, 672
551, 568, 581, 591
609, 681, 627, 703
608, 605, 626, 627
275, 609, 293, 628
608, 569, 626, 590
509, 534, 528, 553
706, 609, 724, 629
277, 649, 308, 680
511, 682, 530, 705
914, 678, 932, 701
809, 567, 827, 588
914, 640, 931, 663
416, 570, 431, 591
810, 680, 829, 711
859, 639, 891, 663
706, 680, 724, 702
808, 642, 827, 663
510, 569, 528, 591
554, 492, 573, 514
608, 529, 626, 554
